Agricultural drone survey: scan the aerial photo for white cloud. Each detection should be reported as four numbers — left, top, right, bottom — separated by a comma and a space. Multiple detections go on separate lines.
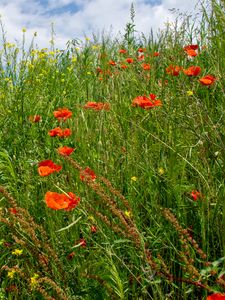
0, 0, 200, 50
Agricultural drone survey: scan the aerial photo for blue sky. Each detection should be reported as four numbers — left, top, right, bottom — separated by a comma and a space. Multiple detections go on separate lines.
0, 0, 200, 50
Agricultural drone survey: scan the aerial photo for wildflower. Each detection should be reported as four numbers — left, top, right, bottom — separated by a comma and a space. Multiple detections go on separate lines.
207, 294, 225, 300
90, 225, 97, 233
138, 48, 146, 52
80, 167, 97, 182
158, 167, 165, 175
131, 176, 137, 181
120, 64, 128, 69
131, 94, 162, 110
57, 146, 75, 156
184, 44, 198, 56
142, 63, 151, 70
7, 208, 17, 217
199, 75, 216, 86
85, 37, 90, 41
187, 90, 194, 96
83, 102, 110, 111
119, 49, 127, 54
38, 160, 62, 177
166, 65, 181, 76
183, 66, 201, 76
29, 115, 41, 123
126, 58, 134, 64
79, 238, 87, 248
124, 210, 132, 218
108, 60, 116, 66
7, 270, 16, 279
22, 28, 26, 33
67, 251, 75, 259
48, 127, 72, 137
30, 274, 39, 288
191, 190, 201, 201
153, 52, 160, 57
53, 108, 72, 121
45, 191, 80, 211
12, 249, 23, 256
137, 54, 145, 61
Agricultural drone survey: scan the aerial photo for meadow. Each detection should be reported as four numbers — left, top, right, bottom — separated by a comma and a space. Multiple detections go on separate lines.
0, 0, 225, 299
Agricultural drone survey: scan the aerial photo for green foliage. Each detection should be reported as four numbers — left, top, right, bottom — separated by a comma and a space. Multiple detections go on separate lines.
0, 0, 225, 299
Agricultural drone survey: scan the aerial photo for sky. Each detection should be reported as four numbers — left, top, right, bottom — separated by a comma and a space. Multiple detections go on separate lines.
0, 0, 201, 50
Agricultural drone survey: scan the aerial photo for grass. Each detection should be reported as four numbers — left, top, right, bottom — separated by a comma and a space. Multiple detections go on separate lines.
0, 0, 225, 299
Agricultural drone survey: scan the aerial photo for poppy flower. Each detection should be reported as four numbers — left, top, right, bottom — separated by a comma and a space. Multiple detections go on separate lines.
138, 48, 146, 53
108, 60, 116, 66
38, 160, 62, 177
207, 294, 225, 300
91, 225, 97, 233
142, 63, 151, 70
79, 238, 87, 248
119, 49, 127, 54
57, 146, 75, 156
45, 191, 80, 211
183, 66, 201, 76
83, 102, 110, 111
53, 108, 72, 121
184, 44, 198, 57
9, 208, 18, 215
190, 190, 201, 201
166, 65, 181, 76
29, 115, 41, 123
48, 127, 72, 137
80, 167, 97, 182
153, 52, 160, 57
120, 64, 128, 69
126, 58, 134, 64
131, 94, 162, 110
199, 75, 216, 86
137, 54, 145, 61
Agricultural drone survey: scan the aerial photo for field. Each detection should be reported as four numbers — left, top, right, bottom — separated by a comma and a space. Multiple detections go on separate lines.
0, 1, 225, 299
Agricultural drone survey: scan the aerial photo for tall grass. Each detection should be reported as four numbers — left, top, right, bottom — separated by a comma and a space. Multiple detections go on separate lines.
0, 0, 225, 299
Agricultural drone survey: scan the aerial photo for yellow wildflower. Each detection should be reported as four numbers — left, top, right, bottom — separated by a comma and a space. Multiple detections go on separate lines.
124, 210, 132, 218
30, 273, 39, 287
131, 176, 137, 182
22, 28, 27, 33
158, 167, 165, 175
7, 270, 16, 279
187, 90, 193, 96
12, 249, 23, 256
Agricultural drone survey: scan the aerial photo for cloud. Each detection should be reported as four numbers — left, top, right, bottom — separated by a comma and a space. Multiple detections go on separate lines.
0, 0, 200, 50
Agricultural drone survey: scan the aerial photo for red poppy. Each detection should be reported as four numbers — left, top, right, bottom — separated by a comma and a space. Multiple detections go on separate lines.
120, 64, 128, 69
184, 44, 198, 56
48, 127, 72, 137
207, 294, 225, 300
126, 58, 134, 64
91, 225, 97, 233
183, 66, 201, 76
80, 167, 97, 182
131, 94, 162, 110
137, 54, 145, 61
83, 102, 110, 111
29, 115, 41, 123
138, 48, 146, 53
45, 191, 80, 211
57, 146, 75, 156
166, 65, 181, 76
108, 60, 116, 66
142, 63, 151, 70
9, 208, 18, 215
53, 108, 72, 121
199, 75, 216, 86
153, 52, 160, 57
119, 49, 127, 54
79, 238, 87, 248
38, 160, 62, 177
190, 190, 201, 201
